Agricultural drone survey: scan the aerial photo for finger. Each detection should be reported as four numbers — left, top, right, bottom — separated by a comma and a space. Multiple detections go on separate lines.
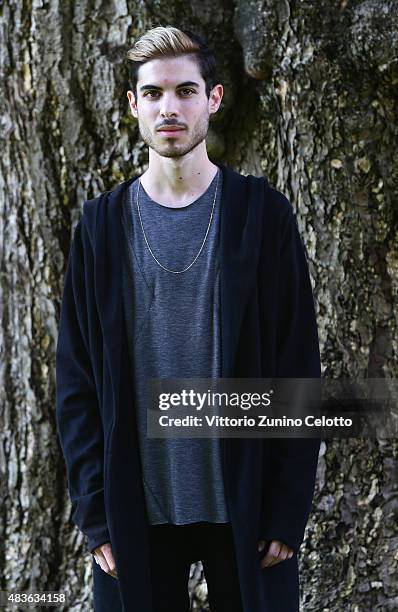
279, 543, 294, 559
95, 550, 110, 574
260, 543, 295, 569
102, 546, 118, 578
281, 545, 295, 560
277, 547, 289, 562
95, 547, 117, 578
260, 541, 282, 569
270, 544, 291, 566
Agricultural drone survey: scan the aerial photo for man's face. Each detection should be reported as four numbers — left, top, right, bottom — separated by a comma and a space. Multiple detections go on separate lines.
127, 55, 223, 159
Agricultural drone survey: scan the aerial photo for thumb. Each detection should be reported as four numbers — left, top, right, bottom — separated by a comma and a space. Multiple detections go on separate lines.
257, 540, 266, 552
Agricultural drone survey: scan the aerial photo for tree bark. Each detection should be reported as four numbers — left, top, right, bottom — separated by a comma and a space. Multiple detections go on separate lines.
1, 1, 397, 610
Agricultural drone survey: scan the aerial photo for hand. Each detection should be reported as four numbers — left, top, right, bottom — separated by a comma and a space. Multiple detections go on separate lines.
257, 539, 294, 569
93, 542, 118, 578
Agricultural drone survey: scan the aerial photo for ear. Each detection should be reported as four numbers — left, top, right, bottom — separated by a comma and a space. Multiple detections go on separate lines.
209, 83, 224, 115
127, 90, 138, 118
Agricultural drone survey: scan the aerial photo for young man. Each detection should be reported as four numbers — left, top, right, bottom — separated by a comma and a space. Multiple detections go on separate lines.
56, 26, 321, 612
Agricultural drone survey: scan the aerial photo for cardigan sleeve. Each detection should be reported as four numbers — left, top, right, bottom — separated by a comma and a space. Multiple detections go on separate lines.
258, 200, 322, 554
55, 217, 110, 555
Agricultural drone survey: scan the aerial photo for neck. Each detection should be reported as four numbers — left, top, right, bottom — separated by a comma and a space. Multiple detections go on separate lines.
139, 146, 218, 205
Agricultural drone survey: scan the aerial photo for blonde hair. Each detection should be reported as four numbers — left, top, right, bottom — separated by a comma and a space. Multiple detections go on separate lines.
126, 25, 218, 99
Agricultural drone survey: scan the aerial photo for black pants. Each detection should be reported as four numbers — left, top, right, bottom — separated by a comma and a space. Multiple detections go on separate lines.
148, 521, 244, 612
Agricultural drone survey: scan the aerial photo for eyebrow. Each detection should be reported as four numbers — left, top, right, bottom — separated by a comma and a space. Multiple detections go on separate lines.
139, 81, 200, 92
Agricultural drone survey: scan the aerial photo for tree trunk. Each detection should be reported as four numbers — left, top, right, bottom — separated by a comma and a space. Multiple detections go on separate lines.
1, 1, 397, 610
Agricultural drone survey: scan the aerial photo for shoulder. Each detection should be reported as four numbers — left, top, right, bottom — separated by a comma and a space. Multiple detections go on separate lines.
220, 163, 295, 241
82, 176, 136, 221
223, 162, 293, 217
81, 175, 139, 246
263, 183, 294, 223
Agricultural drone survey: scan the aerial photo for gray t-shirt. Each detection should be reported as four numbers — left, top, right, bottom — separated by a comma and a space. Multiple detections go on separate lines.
121, 169, 230, 525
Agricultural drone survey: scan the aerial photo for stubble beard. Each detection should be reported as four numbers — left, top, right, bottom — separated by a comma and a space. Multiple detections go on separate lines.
138, 113, 210, 159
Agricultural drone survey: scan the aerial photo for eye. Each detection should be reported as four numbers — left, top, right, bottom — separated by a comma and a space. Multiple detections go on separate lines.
143, 89, 196, 98
143, 90, 161, 98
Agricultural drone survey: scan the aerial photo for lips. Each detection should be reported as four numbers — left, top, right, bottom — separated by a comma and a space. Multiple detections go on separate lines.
158, 127, 185, 132
158, 128, 185, 138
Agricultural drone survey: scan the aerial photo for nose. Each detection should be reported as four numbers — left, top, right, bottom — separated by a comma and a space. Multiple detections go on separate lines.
159, 94, 179, 118
160, 109, 177, 119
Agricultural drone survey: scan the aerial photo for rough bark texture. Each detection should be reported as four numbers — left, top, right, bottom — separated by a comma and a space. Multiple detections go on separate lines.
0, 1, 397, 611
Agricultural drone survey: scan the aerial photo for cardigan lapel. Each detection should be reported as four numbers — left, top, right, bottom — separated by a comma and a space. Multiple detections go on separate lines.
217, 163, 265, 377
93, 163, 265, 425
93, 179, 136, 419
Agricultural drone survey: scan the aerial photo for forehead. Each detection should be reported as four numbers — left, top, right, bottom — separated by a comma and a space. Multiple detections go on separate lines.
137, 55, 203, 86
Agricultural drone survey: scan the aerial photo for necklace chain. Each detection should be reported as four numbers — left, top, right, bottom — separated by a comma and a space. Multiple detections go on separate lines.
136, 169, 220, 274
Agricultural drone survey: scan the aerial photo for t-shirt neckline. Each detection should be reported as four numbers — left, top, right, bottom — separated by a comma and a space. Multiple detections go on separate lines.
137, 169, 220, 211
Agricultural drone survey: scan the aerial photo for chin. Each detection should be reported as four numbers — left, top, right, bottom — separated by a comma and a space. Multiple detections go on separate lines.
157, 150, 187, 159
